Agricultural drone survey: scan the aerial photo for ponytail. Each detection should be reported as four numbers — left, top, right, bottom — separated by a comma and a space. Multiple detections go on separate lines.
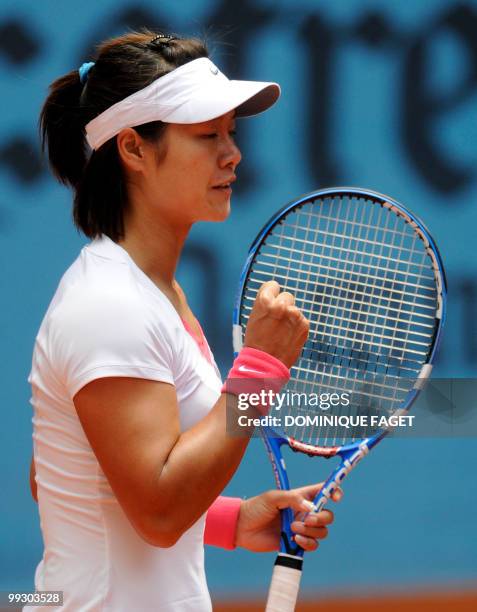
39, 70, 88, 188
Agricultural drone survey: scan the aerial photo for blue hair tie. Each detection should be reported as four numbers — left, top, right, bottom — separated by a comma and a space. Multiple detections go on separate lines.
79, 61, 95, 84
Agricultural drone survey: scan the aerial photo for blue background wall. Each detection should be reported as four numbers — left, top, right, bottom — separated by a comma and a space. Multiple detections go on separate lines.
1, 0, 476, 600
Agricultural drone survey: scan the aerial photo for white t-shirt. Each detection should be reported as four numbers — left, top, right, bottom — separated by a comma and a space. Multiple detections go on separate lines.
29, 235, 222, 612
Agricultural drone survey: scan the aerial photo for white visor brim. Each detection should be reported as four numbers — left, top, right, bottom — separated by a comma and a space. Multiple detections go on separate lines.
85, 57, 280, 150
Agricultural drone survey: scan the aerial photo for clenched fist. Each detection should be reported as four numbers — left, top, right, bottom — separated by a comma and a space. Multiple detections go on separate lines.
244, 281, 309, 368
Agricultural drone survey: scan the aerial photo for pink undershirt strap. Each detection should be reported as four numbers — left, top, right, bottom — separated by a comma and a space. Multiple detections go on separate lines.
180, 317, 213, 365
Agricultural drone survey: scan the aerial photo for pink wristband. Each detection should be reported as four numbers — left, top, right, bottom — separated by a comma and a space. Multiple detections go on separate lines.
204, 496, 242, 550
221, 347, 290, 412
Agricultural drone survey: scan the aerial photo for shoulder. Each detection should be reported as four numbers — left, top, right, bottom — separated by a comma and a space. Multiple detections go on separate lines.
32, 239, 186, 397
51, 284, 178, 365
49, 240, 173, 334
45, 269, 176, 396
44, 245, 178, 361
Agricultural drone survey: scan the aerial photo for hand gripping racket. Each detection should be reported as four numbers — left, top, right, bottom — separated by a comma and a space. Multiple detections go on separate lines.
232, 187, 446, 611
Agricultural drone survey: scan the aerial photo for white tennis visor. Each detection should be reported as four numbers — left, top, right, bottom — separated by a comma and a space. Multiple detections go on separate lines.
85, 57, 280, 150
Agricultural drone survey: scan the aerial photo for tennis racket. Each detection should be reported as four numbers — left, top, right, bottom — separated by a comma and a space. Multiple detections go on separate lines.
232, 187, 446, 612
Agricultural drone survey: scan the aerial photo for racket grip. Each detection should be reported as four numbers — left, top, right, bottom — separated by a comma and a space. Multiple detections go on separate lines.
265, 554, 303, 612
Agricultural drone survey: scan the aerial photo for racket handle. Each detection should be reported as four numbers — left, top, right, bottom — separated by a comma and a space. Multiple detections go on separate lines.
265, 554, 303, 612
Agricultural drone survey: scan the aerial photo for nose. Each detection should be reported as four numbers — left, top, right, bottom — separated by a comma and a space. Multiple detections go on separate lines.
219, 134, 242, 170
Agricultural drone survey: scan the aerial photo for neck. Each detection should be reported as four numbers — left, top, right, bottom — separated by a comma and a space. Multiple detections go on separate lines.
118, 211, 190, 289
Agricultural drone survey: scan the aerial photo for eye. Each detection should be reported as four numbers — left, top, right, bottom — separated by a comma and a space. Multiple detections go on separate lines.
201, 129, 236, 140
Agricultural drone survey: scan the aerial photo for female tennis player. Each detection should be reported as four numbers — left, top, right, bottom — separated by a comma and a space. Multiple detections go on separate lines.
29, 30, 341, 611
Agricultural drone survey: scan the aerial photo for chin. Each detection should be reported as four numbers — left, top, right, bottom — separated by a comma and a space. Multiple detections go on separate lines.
206, 200, 231, 222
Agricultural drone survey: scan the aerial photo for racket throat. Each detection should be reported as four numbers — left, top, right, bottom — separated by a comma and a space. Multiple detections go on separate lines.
280, 531, 305, 557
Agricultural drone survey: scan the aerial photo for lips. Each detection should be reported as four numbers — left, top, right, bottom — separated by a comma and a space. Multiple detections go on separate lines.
212, 176, 237, 189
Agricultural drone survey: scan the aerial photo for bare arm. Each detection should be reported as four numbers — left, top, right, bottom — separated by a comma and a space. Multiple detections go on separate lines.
74, 281, 309, 548
74, 378, 248, 547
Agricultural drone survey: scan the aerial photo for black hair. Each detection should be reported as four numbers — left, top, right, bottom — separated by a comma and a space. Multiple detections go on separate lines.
39, 29, 209, 241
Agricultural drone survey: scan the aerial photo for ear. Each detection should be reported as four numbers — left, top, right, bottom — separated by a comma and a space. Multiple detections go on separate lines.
116, 128, 146, 172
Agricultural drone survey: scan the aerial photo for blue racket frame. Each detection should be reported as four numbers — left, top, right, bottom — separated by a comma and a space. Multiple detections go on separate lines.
232, 187, 447, 558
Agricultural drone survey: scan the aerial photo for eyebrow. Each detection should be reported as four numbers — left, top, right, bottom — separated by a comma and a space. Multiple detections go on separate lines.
201, 121, 236, 132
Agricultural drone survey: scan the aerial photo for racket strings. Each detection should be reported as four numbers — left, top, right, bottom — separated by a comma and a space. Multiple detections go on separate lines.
245, 272, 437, 313
251, 258, 435, 304
240, 195, 439, 447
317, 196, 385, 444
258, 241, 436, 288
258, 210, 436, 304
243, 300, 433, 345
299, 340, 423, 375
250, 198, 435, 356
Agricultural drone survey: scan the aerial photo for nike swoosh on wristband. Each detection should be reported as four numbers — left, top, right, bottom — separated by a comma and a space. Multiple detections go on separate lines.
237, 365, 264, 375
